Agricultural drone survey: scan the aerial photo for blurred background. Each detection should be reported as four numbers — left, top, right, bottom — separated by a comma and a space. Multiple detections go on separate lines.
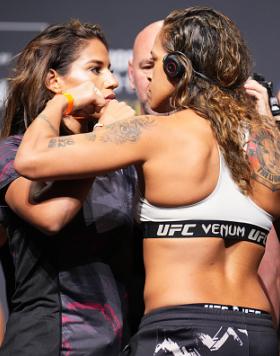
0, 0, 279, 115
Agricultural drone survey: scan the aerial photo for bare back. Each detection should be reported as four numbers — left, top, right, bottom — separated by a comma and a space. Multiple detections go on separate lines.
138, 109, 279, 314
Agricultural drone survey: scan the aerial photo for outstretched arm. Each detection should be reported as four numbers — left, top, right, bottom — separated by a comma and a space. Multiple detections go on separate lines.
15, 81, 156, 181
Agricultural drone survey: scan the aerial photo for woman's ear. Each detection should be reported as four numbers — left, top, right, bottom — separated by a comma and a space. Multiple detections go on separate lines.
45, 69, 63, 94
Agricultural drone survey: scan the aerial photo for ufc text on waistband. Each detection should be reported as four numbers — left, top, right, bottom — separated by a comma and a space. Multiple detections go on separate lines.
141, 220, 269, 247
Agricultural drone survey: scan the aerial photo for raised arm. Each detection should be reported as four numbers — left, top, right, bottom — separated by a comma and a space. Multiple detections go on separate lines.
15, 82, 156, 181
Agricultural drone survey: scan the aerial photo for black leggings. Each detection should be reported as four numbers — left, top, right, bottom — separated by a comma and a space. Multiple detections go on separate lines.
121, 304, 278, 356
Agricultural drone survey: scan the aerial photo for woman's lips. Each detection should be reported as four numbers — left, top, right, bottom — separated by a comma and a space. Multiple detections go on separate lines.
105, 93, 116, 100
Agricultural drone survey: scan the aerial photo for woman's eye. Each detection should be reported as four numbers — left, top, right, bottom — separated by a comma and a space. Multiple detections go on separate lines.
140, 60, 154, 70
91, 67, 101, 74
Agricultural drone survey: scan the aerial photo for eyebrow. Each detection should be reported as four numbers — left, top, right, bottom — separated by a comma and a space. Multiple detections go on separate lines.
85, 59, 111, 68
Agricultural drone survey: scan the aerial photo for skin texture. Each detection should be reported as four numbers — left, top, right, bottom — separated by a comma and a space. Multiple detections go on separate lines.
128, 21, 163, 114
14, 26, 280, 327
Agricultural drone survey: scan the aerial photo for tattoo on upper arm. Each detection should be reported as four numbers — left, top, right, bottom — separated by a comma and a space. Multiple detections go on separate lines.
247, 129, 280, 191
85, 116, 156, 144
48, 137, 74, 148
38, 114, 59, 136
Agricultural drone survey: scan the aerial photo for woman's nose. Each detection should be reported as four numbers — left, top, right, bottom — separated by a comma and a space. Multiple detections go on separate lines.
103, 70, 119, 89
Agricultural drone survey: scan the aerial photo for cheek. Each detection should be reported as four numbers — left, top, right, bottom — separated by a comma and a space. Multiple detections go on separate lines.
135, 72, 148, 87
134, 72, 149, 98
61, 71, 91, 90
149, 77, 174, 111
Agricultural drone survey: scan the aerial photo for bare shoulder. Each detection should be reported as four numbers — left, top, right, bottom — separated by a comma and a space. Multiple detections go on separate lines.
169, 109, 215, 151
247, 127, 280, 191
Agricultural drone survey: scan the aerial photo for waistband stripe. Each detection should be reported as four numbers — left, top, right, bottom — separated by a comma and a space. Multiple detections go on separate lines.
203, 304, 268, 315
141, 219, 269, 246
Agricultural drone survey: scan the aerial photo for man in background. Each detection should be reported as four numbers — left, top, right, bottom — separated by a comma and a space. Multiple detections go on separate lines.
128, 20, 162, 115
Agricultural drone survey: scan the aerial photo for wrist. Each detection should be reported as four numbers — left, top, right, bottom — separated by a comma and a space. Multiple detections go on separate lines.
61, 93, 74, 115
47, 94, 68, 114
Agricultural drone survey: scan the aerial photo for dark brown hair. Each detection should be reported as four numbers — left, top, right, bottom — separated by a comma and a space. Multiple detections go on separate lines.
1, 19, 107, 137
161, 6, 275, 193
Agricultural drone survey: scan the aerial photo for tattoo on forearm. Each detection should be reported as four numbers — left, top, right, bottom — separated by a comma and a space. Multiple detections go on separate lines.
38, 114, 59, 136
48, 137, 75, 148
86, 116, 155, 144
247, 129, 280, 191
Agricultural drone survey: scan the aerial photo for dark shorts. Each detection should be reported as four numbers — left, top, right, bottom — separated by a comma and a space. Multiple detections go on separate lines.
122, 304, 278, 356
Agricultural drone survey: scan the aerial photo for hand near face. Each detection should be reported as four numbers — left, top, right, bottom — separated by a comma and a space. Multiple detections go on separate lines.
98, 99, 136, 125
244, 79, 272, 117
64, 81, 106, 118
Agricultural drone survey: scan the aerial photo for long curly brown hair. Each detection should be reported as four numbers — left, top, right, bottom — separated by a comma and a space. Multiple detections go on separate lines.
161, 6, 275, 194
1, 19, 108, 137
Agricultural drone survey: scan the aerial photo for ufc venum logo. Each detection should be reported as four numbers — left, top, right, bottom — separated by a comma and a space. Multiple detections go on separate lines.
156, 223, 267, 246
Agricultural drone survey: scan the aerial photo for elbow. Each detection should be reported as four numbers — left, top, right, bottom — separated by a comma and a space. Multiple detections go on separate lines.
40, 225, 63, 236
38, 207, 76, 236
38, 219, 66, 236
14, 153, 40, 180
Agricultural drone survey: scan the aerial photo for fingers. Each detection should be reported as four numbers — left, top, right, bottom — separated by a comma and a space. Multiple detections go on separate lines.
92, 85, 105, 107
244, 79, 272, 117
244, 79, 269, 100
244, 88, 267, 102
98, 100, 135, 125
67, 81, 106, 111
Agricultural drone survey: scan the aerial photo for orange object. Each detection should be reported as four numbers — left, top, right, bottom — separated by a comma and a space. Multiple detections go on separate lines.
62, 92, 74, 116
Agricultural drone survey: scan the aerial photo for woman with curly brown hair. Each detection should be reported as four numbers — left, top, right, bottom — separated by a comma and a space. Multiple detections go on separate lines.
15, 6, 279, 355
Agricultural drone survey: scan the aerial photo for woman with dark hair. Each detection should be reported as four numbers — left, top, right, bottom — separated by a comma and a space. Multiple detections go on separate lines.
15, 7, 279, 355
0, 20, 137, 356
